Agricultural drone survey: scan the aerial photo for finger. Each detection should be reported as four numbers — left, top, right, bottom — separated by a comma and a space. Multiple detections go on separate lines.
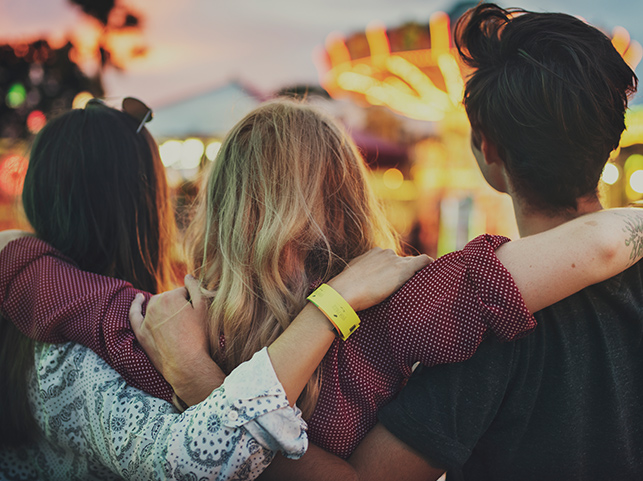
129, 293, 146, 333
408, 254, 433, 271
184, 274, 206, 313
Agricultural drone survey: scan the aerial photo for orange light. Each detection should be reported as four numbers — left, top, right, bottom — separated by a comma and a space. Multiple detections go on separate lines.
366, 22, 390, 68
26, 110, 46, 134
0, 155, 28, 197
623, 40, 643, 71
326, 33, 352, 70
611, 26, 630, 56
429, 12, 451, 56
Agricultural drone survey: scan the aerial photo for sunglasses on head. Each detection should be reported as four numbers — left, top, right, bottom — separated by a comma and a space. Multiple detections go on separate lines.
86, 97, 153, 133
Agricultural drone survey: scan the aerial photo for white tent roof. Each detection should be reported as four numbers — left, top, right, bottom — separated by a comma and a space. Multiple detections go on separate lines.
147, 81, 263, 139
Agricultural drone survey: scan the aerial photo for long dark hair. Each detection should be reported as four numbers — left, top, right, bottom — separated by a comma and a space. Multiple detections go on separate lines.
0, 102, 180, 446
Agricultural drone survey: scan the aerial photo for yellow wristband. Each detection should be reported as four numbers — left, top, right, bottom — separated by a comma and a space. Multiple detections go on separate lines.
307, 284, 360, 341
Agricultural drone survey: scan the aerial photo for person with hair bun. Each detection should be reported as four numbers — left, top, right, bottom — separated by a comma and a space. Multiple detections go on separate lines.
1, 97, 642, 480
340, 4, 643, 480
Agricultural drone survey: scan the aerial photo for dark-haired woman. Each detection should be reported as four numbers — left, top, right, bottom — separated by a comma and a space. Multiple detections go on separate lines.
1, 99, 180, 448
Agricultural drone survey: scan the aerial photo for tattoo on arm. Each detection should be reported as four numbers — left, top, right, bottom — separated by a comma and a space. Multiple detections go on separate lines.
620, 211, 643, 265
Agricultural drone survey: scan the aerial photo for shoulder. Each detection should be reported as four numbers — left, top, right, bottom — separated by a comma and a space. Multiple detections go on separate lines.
0, 229, 34, 252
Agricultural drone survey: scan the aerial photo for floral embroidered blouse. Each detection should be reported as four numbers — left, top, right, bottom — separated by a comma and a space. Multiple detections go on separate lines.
0, 345, 306, 480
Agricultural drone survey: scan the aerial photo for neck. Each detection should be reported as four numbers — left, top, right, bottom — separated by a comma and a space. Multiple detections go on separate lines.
512, 194, 603, 237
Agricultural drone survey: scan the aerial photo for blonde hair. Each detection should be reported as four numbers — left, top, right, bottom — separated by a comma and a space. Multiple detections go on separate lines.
187, 99, 399, 416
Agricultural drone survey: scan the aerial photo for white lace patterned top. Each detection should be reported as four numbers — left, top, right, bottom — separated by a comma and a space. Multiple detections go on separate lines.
0, 344, 307, 480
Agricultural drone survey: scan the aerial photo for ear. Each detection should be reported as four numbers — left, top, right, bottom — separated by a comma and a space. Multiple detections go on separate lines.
479, 133, 504, 166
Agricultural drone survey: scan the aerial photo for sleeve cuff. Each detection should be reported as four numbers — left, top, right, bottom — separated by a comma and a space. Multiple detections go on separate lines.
463, 234, 537, 341
216, 347, 309, 458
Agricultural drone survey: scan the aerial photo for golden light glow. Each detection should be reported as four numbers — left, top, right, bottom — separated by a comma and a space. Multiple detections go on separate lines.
365, 22, 390, 68
72, 91, 94, 109
321, 11, 466, 121
326, 32, 352, 73
611, 26, 642, 71
621, 107, 643, 147
611, 26, 630, 56
320, 15, 640, 123
383, 168, 404, 189
429, 12, 450, 56
437, 53, 465, 106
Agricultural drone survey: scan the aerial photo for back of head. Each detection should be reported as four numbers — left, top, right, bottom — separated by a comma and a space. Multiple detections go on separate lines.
455, 3, 638, 213
22, 103, 177, 293
187, 99, 398, 416
3, 103, 179, 447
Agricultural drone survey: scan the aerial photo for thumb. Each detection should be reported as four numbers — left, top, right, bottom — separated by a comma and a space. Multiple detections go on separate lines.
184, 274, 206, 314
129, 292, 146, 334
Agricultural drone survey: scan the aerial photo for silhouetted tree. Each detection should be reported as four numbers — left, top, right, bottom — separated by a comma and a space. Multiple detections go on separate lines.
0, 0, 145, 140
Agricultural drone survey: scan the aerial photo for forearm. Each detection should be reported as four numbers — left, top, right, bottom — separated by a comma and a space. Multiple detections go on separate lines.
267, 268, 380, 406
170, 356, 226, 406
1, 237, 174, 401
497, 207, 643, 313
258, 445, 358, 481
267, 303, 336, 406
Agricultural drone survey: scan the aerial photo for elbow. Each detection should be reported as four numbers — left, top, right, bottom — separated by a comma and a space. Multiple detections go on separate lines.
596, 233, 620, 267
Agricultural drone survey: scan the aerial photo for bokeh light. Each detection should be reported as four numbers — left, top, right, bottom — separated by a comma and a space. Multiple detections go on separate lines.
26, 110, 47, 134
72, 91, 94, 109
629, 170, 643, 194
0, 155, 28, 197
383, 168, 404, 189
6, 83, 27, 108
159, 140, 182, 167
601, 163, 619, 185
180, 138, 204, 169
205, 141, 222, 161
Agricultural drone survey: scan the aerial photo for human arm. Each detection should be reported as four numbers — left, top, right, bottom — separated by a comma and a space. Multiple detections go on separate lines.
257, 428, 443, 481
496, 208, 643, 313
130, 248, 432, 407
32, 342, 307, 480
0, 235, 174, 401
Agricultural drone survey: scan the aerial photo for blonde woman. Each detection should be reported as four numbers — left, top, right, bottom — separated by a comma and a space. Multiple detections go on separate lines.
2, 100, 642, 465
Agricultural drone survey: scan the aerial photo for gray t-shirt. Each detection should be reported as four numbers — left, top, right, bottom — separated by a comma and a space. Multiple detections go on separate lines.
379, 261, 643, 480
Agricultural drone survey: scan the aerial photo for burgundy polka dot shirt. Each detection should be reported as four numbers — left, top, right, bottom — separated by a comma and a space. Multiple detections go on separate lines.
0, 235, 536, 458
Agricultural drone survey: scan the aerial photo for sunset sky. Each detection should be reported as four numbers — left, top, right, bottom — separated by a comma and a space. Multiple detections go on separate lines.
2, 0, 643, 107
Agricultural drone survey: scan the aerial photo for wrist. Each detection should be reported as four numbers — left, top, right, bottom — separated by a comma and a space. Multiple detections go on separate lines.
307, 284, 360, 340
170, 356, 225, 406
326, 278, 361, 311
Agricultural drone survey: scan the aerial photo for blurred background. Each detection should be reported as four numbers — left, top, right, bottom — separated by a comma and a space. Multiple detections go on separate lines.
1, 0, 642, 257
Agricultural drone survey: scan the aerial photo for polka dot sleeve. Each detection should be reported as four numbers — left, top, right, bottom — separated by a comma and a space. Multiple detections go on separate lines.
307, 234, 537, 458
0, 236, 174, 402
386, 233, 537, 377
